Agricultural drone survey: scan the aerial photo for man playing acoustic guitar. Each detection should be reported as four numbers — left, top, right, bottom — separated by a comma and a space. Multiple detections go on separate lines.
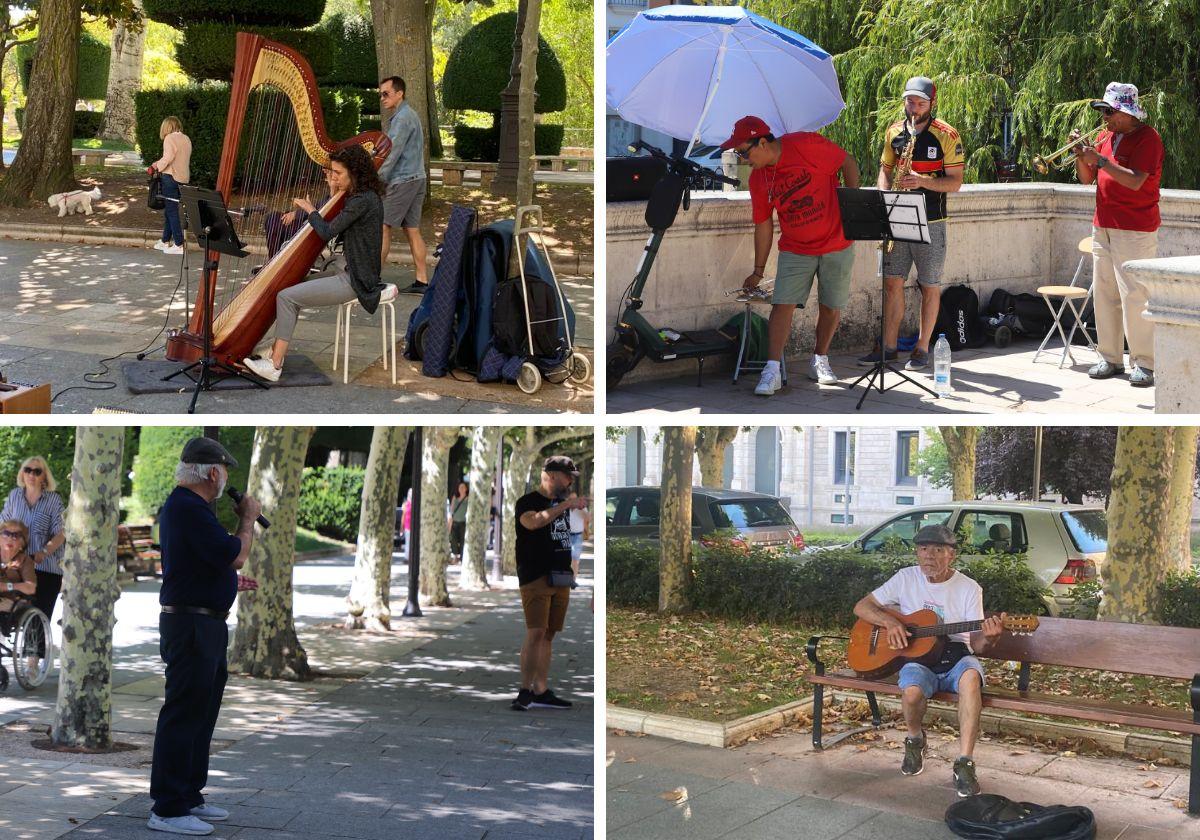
852, 523, 1006, 797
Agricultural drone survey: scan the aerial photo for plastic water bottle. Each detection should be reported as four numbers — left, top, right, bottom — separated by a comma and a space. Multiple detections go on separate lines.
933, 334, 952, 397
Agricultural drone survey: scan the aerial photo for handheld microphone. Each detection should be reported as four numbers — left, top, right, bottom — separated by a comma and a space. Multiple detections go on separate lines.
226, 487, 271, 529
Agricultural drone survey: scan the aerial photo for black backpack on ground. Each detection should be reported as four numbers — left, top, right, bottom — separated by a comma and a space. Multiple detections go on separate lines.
986, 289, 1058, 338
945, 794, 1096, 839
934, 284, 988, 350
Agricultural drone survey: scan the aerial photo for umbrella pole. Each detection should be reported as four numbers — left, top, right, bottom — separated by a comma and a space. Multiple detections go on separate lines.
685, 29, 731, 157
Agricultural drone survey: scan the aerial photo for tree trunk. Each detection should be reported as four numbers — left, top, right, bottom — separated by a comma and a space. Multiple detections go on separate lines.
695, 427, 738, 487
346, 425, 410, 630
229, 426, 314, 680
461, 425, 503, 590
939, 427, 979, 501
1100, 427, 1181, 624
513, 0, 541, 208
1164, 427, 1198, 571
423, 0, 442, 160
99, 0, 145, 143
372, 0, 431, 178
659, 427, 696, 615
52, 427, 124, 750
0, 0, 80, 205
418, 427, 458, 606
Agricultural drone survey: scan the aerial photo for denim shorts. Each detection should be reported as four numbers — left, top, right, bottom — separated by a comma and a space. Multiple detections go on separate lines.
882, 220, 947, 286
898, 655, 985, 699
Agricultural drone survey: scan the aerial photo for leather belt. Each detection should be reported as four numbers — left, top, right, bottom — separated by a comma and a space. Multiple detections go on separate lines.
161, 605, 229, 620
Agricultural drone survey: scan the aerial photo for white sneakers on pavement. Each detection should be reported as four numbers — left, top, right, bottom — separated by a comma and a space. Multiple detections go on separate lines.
162, 244, 184, 255
754, 367, 782, 396
809, 354, 838, 385
190, 804, 229, 821
147, 813, 214, 835
242, 356, 282, 382
153, 240, 168, 251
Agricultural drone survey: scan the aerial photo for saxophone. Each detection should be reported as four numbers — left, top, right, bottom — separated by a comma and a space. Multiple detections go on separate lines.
883, 119, 918, 253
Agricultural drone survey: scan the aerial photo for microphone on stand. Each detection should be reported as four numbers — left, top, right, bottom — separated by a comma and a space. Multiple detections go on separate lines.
226, 487, 271, 529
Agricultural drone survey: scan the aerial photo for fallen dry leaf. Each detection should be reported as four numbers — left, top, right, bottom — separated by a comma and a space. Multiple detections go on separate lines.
606, 750, 616, 767
1008, 751, 1026, 756
624, 757, 638, 763
660, 787, 689, 804
1142, 780, 1163, 789
1174, 800, 1188, 810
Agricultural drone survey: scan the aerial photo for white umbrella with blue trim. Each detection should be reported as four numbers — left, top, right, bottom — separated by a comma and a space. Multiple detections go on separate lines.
606, 5, 845, 154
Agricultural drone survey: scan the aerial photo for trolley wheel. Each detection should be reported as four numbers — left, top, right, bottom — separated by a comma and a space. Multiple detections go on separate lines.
13, 606, 53, 690
517, 362, 543, 394
411, 323, 428, 360
567, 352, 591, 385
994, 325, 1013, 349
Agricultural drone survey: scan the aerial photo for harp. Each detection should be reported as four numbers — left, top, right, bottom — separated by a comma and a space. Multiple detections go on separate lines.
165, 32, 391, 367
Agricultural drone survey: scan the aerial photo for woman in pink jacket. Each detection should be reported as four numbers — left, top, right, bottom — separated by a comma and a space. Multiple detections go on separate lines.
148, 116, 192, 255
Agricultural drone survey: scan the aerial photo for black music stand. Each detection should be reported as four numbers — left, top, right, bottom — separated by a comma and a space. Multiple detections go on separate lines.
836, 187, 938, 410
162, 185, 267, 414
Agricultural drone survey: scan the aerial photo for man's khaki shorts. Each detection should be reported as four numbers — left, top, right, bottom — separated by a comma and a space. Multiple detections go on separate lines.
520, 576, 570, 631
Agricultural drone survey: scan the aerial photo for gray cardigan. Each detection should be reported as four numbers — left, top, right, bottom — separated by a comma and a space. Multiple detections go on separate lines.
308, 191, 384, 314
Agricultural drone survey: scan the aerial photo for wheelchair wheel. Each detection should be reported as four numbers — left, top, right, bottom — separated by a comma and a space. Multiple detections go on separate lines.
13, 605, 53, 690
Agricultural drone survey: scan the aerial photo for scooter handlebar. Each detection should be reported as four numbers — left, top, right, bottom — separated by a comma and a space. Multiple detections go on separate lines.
627, 140, 740, 187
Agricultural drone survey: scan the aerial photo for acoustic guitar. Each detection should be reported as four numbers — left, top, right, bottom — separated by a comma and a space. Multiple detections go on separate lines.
847, 608, 1040, 679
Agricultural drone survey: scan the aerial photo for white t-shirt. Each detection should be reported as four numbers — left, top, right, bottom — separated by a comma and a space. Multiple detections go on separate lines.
871, 566, 984, 649
569, 507, 587, 534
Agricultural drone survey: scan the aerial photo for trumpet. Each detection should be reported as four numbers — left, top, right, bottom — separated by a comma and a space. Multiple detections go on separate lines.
1032, 125, 1103, 174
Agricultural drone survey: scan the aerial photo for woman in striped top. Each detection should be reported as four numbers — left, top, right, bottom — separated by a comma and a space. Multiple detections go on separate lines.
1, 457, 66, 629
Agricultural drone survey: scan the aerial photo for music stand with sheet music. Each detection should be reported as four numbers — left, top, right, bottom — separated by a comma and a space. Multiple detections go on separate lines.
836, 187, 938, 410
162, 185, 267, 413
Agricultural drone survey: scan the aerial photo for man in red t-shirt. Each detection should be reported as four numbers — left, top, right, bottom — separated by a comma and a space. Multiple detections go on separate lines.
721, 115, 860, 396
1073, 82, 1163, 388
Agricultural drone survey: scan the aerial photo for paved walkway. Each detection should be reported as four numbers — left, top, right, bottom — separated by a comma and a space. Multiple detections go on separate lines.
607, 342, 1155, 415
0, 551, 594, 839
607, 726, 1195, 839
0, 239, 592, 414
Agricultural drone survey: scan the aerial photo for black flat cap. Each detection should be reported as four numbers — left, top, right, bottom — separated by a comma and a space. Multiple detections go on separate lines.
914, 523, 957, 547
543, 455, 579, 477
181, 437, 238, 468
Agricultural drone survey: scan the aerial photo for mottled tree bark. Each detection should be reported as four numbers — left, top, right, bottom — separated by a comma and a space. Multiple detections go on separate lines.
461, 425, 503, 590
1164, 427, 1198, 570
659, 427, 696, 615
99, 0, 145, 143
695, 427, 739, 487
346, 426, 410, 630
419, 427, 459, 606
53, 426, 124, 750
939, 427, 979, 501
372, 0, 431, 176
1100, 426, 1179, 624
229, 426, 314, 679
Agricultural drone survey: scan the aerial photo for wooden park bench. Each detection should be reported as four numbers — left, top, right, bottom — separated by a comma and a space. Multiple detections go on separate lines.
534, 154, 593, 173
71, 149, 108, 166
117, 524, 161, 580
433, 160, 498, 187
805, 615, 1200, 814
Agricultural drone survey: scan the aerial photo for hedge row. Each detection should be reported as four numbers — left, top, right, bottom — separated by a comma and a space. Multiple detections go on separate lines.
608, 540, 1052, 627
452, 123, 564, 162
15, 31, 110, 100
1156, 567, 1200, 628
130, 428, 254, 531
143, 0, 324, 29
135, 85, 360, 188
176, 24, 333, 82
321, 13, 377, 88
14, 109, 105, 140
297, 467, 364, 542
442, 12, 566, 115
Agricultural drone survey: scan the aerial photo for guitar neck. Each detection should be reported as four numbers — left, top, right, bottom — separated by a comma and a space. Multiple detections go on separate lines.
907, 619, 982, 639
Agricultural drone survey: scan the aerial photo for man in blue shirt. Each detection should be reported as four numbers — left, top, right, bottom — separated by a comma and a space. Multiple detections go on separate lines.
148, 437, 260, 836
377, 75, 429, 294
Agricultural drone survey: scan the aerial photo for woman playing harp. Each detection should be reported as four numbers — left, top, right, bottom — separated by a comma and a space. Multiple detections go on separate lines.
242, 146, 389, 382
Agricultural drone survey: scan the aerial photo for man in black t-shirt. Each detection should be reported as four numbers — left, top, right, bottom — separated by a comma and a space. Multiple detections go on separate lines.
511, 455, 586, 712
148, 437, 261, 837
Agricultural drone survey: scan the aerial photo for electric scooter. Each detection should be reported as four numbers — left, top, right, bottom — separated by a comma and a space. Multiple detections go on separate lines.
608, 141, 742, 388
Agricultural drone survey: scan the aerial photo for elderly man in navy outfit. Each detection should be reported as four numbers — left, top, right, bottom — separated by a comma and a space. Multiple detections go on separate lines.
148, 437, 260, 836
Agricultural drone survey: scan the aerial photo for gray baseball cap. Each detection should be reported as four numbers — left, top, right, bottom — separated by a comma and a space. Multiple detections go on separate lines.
543, 455, 580, 477
180, 437, 238, 468
903, 76, 936, 102
914, 523, 956, 547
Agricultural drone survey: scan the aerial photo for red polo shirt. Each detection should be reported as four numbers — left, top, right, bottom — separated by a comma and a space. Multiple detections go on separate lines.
750, 132, 851, 256
1094, 124, 1163, 232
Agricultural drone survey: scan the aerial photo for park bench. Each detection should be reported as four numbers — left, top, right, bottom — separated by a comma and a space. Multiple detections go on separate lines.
534, 155, 593, 173
71, 149, 108, 166
433, 160, 498, 187
805, 615, 1200, 814
117, 524, 160, 580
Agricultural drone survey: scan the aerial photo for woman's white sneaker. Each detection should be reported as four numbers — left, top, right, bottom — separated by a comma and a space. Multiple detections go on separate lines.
242, 356, 281, 382
754, 367, 782, 396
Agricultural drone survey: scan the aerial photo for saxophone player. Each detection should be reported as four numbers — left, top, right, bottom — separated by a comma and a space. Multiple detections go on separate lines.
860, 76, 965, 372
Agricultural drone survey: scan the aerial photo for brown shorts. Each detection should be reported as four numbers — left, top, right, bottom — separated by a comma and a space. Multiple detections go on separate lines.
519, 576, 570, 631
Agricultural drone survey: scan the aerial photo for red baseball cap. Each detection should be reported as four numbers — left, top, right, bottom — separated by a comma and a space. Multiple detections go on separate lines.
719, 115, 772, 150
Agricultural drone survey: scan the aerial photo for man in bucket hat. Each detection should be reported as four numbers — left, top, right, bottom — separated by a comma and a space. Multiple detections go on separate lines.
853, 523, 1007, 798
1072, 82, 1164, 388
725, 114, 861, 396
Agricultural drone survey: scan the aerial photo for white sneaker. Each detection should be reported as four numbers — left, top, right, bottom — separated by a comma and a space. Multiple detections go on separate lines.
153, 240, 168, 251
189, 804, 228, 821
162, 244, 184, 255
147, 813, 214, 835
242, 356, 281, 382
754, 367, 782, 396
809, 354, 838, 385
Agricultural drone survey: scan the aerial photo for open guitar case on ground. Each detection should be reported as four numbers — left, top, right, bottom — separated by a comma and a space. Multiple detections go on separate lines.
945, 793, 1096, 839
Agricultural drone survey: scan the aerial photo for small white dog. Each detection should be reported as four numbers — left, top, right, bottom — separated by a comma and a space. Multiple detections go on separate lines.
47, 187, 102, 217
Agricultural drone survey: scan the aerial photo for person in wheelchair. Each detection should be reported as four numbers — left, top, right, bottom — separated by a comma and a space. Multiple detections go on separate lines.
0, 519, 36, 637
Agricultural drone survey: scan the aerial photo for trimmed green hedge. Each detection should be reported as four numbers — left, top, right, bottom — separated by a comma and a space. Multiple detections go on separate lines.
15, 31, 110, 100
143, 0, 325, 29
1156, 567, 1200, 628
176, 24, 333, 82
452, 123, 565, 162
297, 467, 364, 541
608, 540, 1052, 627
15, 109, 105, 139
135, 84, 360, 187
131, 427, 254, 531
442, 12, 566, 114
320, 13, 377, 87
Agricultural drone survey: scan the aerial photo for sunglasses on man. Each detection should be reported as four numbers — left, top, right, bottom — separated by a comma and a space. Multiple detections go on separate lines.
1097, 106, 1115, 116
22, 466, 43, 476
735, 142, 757, 161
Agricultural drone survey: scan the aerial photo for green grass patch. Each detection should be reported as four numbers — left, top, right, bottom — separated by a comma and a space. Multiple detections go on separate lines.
295, 526, 353, 555
75, 137, 137, 153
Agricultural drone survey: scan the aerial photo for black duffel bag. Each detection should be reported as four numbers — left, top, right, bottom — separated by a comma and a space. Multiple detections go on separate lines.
945, 794, 1096, 839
